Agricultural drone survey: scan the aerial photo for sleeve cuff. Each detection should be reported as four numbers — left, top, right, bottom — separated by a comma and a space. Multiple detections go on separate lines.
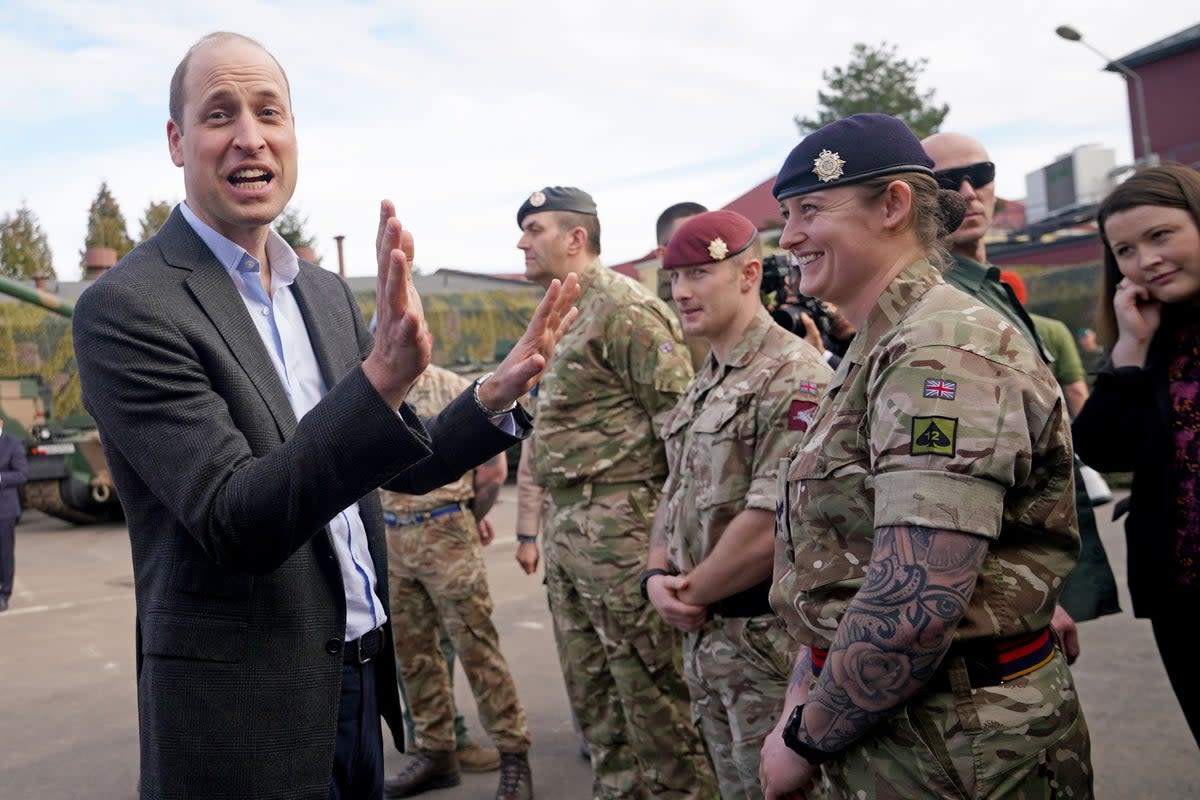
873, 469, 1005, 539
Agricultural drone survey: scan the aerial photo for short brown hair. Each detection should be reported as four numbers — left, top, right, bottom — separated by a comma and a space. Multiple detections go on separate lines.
1095, 163, 1200, 345
556, 211, 602, 256
169, 32, 292, 126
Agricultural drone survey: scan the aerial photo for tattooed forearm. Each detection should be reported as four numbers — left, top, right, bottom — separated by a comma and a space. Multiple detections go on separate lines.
790, 646, 813, 692
799, 524, 988, 753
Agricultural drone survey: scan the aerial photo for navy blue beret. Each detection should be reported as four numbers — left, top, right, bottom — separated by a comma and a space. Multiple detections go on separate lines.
517, 186, 598, 227
772, 113, 934, 201
662, 210, 757, 269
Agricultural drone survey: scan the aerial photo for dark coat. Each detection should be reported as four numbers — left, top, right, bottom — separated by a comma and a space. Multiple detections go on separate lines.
1073, 315, 1193, 618
0, 430, 28, 519
73, 209, 525, 799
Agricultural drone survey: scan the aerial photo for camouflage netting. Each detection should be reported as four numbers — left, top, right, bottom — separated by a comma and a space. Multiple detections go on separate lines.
0, 287, 543, 423
354, 289, 542, 371
0, 303, 82, 420
1005, 262, 1106, 334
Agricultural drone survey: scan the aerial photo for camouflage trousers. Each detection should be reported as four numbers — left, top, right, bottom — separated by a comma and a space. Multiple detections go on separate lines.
544, 486, 718, 800
684, 614, 792, 800
820, 651, 1093, 799
386, 509, 531, 753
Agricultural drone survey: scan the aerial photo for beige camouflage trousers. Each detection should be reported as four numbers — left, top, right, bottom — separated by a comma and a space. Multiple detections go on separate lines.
684, 615, 792, 800
821, 651, 1093, 799
386, 510, 531, 753
544, 486, 718, 800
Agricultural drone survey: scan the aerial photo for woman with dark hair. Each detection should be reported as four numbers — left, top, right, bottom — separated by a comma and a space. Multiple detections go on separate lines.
1073, 163, 1200, 748
759, 113, 1092, 799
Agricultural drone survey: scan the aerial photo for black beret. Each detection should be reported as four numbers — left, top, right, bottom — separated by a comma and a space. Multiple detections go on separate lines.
773, 113, 934, 201
517, 186, 598, 227
662, 210, 757, 269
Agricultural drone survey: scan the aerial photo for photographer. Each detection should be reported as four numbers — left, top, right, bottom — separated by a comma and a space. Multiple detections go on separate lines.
761, 253, 856, 367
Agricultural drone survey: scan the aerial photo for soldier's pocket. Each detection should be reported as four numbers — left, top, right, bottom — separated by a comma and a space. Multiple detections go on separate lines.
784, 442, 873, 593
691, 393, 753, 509
738, 617, 794, 682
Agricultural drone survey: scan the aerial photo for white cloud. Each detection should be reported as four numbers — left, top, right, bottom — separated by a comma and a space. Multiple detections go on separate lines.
1, 0, 1194, 279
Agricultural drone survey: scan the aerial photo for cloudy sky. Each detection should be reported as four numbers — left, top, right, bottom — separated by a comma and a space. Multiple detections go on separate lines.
2, 1, 1196, 281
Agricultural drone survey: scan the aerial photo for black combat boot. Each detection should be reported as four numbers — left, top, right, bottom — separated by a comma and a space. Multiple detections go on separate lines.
384, 749, 460, 798
495, 751, 533, 800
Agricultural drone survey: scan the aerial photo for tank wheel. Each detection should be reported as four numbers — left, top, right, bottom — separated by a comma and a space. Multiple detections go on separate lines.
22, 480, 121, 525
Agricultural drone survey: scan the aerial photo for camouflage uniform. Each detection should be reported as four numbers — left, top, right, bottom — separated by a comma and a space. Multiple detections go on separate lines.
530, 260, 716, 799
658, 307, 830, 799
382, 365, 531, 754
771, 259, 1093, 798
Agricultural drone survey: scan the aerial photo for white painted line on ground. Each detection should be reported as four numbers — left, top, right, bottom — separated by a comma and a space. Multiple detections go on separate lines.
0, 593, 131, 618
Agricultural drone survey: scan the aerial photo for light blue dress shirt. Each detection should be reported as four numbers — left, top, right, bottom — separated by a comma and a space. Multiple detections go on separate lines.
179, 202, 384, 640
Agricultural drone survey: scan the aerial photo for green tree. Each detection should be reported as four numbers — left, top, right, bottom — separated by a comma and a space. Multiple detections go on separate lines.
138, 200, 173, 242
0, 203, 56, 279
274, 206, 320, 262
795, 42, 949, 139
80, 181, 134, 264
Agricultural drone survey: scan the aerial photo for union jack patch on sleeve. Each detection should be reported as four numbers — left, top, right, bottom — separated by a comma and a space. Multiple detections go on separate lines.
923, 379, 957, 400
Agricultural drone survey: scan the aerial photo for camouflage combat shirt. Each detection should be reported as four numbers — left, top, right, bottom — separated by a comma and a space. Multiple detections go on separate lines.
530, 260, 694, 489
380, 365, 474, 513
771, 259, 1079, 647
660, 307, 832, 573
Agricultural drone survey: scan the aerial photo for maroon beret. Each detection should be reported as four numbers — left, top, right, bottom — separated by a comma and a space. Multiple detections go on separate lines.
662, 210, 757, 269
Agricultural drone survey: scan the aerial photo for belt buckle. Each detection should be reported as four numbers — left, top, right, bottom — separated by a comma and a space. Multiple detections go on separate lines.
351, 629, 378, 664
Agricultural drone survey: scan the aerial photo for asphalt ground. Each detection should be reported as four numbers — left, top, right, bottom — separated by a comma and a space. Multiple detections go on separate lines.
1, 487, 1197, 799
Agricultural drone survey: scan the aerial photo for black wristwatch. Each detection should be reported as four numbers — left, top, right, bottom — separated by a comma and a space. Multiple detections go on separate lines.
639, 568, 672, 601
782, 704, 838, 765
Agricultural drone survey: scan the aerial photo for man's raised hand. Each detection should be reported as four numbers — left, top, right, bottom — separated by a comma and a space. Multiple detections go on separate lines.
477, 273, 581, 411
362, 200, 430, 408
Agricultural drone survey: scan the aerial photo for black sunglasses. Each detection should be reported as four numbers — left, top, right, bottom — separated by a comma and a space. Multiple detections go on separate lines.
934, 161, 995, 191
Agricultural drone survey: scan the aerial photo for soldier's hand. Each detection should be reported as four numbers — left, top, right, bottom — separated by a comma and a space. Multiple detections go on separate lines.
647, 574, 707, 633
516, 540, 540, 575
1051, 603, 1080, 664
760, 726, 817, 800
477, 517, 495, 547
478, 274, 580, 412
362, 200, 430, 409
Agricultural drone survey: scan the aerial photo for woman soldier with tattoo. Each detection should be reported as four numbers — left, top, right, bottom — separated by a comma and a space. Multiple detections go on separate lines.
758, 114, 1093, 799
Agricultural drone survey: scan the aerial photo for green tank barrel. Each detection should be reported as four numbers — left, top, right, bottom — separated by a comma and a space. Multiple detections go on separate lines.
0, 275, 75, 317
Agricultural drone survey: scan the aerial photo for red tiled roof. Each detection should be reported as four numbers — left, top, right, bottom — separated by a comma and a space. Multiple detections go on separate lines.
721, 177, 783, 231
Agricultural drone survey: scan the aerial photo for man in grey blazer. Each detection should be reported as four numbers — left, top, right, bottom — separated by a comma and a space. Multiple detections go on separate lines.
72, 32, 578, 800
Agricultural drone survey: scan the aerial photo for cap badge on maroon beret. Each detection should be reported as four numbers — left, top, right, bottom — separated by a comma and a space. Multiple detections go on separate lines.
707, 238, 729, 261
812, 149, 846, 183
529, 191, 546, 207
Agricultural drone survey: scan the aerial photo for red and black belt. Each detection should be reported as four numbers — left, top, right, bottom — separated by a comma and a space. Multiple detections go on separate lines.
810, 627, 1056, 689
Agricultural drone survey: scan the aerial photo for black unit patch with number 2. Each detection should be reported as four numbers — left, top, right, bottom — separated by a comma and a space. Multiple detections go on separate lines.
910, 416, 957, 457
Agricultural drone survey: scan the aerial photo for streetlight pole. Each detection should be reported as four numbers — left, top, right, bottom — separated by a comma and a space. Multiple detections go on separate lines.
1056, 25, 1158, 167
334, 235, 346, 278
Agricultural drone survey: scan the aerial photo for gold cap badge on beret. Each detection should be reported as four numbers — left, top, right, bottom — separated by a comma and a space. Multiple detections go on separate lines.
812, 149, 846, 183
707, 237, 728, 261
529, 190, 546, 207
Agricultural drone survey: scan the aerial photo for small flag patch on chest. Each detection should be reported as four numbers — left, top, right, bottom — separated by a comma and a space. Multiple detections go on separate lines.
911, 416, 957, 457
788, 400, 818, 432
923, 378, 957, 400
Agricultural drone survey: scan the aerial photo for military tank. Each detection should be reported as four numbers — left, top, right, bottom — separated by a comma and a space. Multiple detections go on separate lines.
0, 276, 121, 524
